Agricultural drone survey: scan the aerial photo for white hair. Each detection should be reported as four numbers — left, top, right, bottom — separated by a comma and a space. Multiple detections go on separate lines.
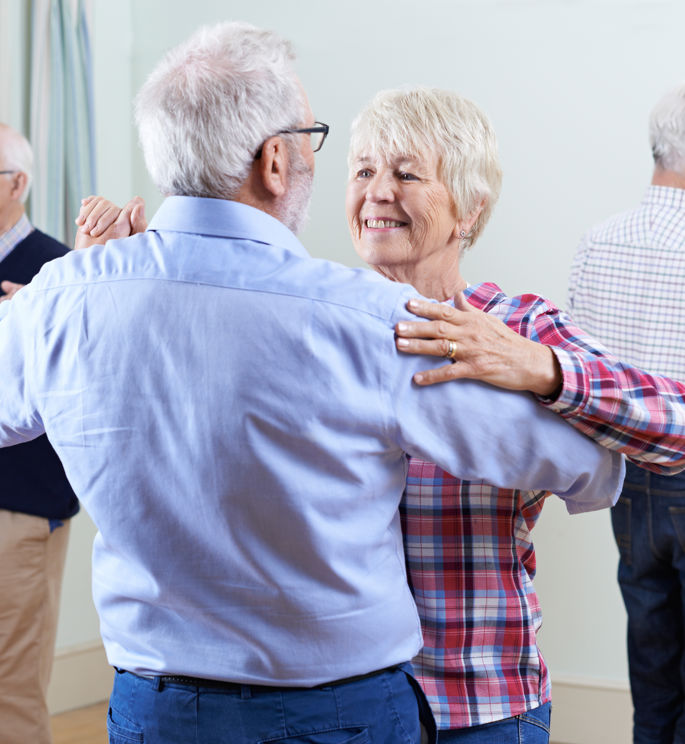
650, 82, 685, 174
0, 123, 33, 203
135, 21, 307, 199
348, 87, 502, 251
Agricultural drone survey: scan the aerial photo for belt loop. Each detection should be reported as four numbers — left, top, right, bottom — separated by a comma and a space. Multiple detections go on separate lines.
152, 676, 164, 692
240, 685, 252, 700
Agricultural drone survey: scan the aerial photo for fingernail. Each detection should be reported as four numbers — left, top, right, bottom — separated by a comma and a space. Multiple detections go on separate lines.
396, 323, 407, 333
407, 299, 419, 309
414, 373, 424, 384
396, 338, 409, 347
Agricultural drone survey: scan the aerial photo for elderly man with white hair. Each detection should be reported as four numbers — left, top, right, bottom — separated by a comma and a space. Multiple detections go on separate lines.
0, 123, 78, 744
569, 83, 685, 744
0, 22, 625, 744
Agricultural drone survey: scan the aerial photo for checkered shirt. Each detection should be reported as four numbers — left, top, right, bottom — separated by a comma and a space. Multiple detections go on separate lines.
568, 185, 685, 380
0, 213, 32, 263
404, 281, 685, 730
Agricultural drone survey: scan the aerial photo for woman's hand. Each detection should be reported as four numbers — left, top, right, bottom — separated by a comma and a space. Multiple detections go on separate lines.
395, 292, 562, 397
74, 195, 148, 249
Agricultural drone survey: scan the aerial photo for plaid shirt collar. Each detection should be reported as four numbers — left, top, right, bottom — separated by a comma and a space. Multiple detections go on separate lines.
0, 213, 33, 263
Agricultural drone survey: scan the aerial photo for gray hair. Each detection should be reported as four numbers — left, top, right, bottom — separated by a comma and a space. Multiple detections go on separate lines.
135, 21, 306, 199
650, 82, 685, 173
0, 123, 33, 203
348, 87, 502, 251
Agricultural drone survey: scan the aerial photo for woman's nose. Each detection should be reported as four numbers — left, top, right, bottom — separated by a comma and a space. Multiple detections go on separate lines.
365, 173, 395, 203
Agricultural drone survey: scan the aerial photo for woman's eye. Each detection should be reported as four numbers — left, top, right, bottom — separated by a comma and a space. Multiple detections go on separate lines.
398, 172, 418, 181
356, 169, 372, 178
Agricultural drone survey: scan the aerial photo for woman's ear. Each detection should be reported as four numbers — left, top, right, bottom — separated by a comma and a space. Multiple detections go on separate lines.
255, 137, 288, 198
455, 197, 486, 239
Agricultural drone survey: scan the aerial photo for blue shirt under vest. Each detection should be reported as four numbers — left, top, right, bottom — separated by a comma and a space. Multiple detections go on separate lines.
0, 196, 623, 684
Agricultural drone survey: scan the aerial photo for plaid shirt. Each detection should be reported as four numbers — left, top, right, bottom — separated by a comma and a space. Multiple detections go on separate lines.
404, 281, 685, 729
568, 185, 685, 380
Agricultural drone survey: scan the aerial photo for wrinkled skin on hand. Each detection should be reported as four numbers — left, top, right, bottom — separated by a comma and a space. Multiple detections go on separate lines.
394, 293, 562, 397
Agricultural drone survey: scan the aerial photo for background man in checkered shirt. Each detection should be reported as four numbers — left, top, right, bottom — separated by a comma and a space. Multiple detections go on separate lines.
568, 82, 685, 744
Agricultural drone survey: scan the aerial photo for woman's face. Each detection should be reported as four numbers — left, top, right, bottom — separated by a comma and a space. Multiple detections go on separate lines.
345, 149, 463, 292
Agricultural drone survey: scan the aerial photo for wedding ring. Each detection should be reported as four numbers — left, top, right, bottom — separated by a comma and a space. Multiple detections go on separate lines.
445, 340, 458, 360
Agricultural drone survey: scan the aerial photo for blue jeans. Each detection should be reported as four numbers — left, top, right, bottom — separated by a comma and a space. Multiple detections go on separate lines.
436, 702, 551, 743
107, 664, 436, 744
611, 461, 685, 744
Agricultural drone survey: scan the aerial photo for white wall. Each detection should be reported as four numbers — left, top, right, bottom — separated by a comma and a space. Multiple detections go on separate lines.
32, 0, 685, 730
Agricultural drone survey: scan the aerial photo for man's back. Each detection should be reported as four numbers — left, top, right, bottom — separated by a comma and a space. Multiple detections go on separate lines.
568, 185, 685, 379
0, 196, 622, 686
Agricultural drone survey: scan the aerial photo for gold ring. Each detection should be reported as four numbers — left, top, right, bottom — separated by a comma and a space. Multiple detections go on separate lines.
445, 340, 458, 360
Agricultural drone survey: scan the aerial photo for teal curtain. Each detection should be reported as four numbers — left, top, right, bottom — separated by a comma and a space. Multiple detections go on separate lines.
30, 0, 95, 246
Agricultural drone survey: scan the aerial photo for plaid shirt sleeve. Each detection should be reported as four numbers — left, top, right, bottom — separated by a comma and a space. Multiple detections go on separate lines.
466, 283, 685, 474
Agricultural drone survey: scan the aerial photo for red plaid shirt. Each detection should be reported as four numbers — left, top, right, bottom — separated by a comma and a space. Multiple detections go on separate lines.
403, 282, 685, 729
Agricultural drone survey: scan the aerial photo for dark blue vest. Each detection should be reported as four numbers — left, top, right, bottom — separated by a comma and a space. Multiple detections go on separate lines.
0, 229, 79, 520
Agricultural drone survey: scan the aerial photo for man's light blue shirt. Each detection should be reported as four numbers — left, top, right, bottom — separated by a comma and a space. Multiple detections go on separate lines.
0, 197, 624, 684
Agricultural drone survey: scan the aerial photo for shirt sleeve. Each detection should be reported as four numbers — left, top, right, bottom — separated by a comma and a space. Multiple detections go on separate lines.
0, 286, 45, 445
386, 305, 625, 515
525, 298, 685, 474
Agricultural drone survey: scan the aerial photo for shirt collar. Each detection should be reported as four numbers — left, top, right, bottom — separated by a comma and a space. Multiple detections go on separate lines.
0, 213, 33, 263
643, 184, 685, 211
147, 196, 310, 258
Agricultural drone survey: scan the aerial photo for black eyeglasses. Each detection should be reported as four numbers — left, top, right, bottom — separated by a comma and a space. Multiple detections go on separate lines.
254, 121, 329, 159
0, 170, 17, 175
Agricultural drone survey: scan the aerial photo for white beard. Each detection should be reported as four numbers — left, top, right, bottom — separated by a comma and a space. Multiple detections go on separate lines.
279, 155, 314, 235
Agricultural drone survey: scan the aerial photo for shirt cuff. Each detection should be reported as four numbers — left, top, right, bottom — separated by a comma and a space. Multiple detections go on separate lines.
536, 346, 591, 416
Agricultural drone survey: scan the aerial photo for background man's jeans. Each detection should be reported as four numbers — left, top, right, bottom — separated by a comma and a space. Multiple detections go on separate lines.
612, 461, 685, 744
107, 664, 435, 744
436, 702, 551, 743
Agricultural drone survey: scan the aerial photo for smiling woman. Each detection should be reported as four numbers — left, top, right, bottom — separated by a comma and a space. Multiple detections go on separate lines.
345, 87, 501, 301
343, 86, 685, 744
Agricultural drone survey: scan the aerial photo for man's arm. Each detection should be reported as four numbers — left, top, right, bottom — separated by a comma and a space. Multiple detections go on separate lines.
394, 292, 685, 474
388, 327, 625, 515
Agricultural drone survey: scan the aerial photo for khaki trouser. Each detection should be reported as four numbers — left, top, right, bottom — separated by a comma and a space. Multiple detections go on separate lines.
0, 510, 70, 744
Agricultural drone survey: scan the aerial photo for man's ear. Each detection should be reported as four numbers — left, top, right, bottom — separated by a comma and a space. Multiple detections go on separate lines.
255, 137, 288, 198
9, 172, 28, 202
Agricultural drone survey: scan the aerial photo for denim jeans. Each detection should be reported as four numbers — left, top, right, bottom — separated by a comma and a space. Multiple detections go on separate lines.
106, 664, 436, 744
611, 461, 685, 744
436, 702, 551, 743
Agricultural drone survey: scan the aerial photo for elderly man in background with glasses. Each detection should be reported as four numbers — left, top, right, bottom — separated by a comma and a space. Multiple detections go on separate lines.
0, 123, 78, 744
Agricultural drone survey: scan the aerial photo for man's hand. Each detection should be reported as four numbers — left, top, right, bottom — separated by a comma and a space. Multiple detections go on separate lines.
0, 281, 25, 303
395, 293, 562, 397
74, 195, 148, 250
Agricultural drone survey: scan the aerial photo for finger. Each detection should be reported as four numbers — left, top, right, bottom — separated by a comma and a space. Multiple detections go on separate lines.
406, 298, 466, 325
396, 335, 459, 359
130, 202, 148, 234
453, 290, 478, 312
86, 204, 122, 237
75, 195, 100, 225
396, 318, 462, 341
413, 363, 469, 386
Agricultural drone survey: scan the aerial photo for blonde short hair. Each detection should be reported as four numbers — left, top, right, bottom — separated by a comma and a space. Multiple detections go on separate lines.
348, 87, 502, 251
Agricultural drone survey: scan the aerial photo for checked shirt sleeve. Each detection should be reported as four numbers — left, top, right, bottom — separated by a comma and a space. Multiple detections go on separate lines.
467, 283, 685, 474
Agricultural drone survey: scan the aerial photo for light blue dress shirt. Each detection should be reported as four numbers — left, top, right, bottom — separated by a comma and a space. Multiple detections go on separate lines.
0, 197, 624, 685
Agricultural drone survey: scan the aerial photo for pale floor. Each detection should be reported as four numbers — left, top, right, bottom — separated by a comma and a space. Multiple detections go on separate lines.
51, 700, 108, 744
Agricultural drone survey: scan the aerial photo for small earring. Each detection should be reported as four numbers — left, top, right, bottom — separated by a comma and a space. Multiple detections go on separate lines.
459, 230, 467, 238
